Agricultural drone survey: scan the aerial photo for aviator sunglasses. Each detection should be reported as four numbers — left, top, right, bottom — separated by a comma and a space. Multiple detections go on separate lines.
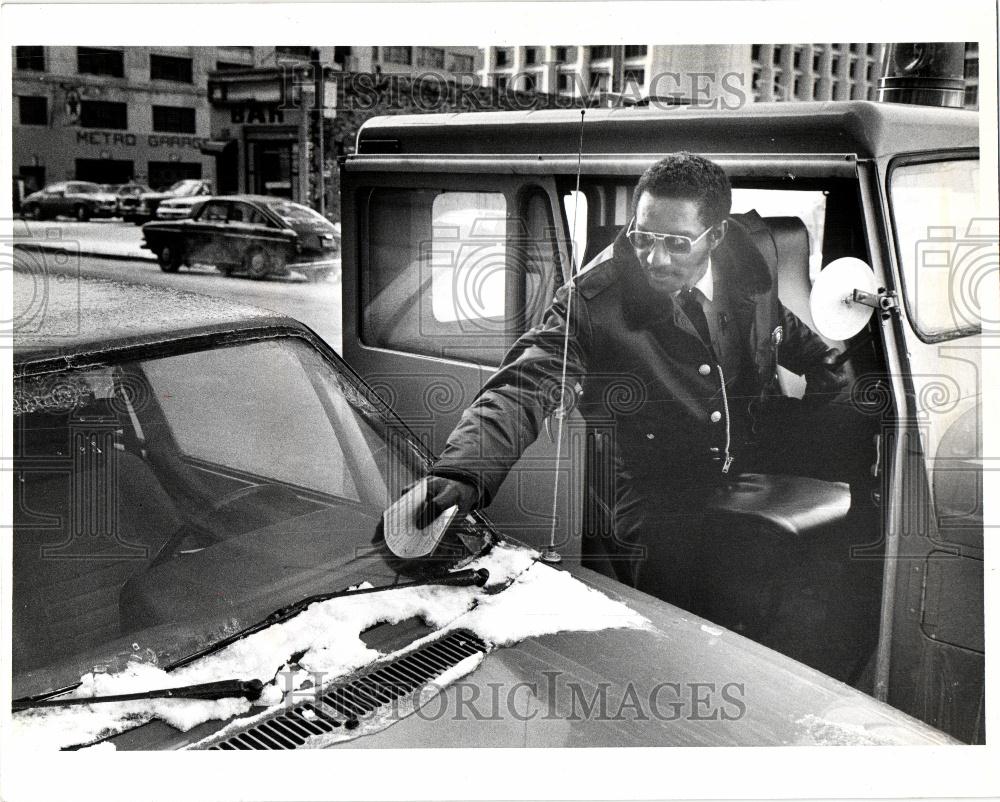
626, 218, 714, 255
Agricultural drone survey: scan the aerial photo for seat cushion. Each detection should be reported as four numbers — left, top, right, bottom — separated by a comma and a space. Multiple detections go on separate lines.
704, 473, 850, 537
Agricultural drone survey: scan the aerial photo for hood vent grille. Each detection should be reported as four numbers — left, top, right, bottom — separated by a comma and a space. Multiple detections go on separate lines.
206, 629, 487, 750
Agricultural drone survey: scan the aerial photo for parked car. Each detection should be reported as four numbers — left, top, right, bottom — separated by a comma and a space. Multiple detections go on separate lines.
340, 99, 987, 745
114, 182, 152, 220
9, 271, 957, 752
154, 195, 207, 220
130, 179, 212, 224
141, 195, 340, 281
19, 181, 118, 221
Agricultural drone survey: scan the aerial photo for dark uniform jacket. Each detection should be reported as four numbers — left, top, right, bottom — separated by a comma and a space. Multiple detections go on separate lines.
433, 216, 832, 510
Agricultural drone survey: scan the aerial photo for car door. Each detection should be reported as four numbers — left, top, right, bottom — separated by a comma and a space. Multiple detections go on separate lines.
40, 184, 64, 217
341, 165, 585, 560
182, 199, 229, 266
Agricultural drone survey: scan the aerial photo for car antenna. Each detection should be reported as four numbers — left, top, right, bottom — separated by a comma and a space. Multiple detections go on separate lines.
540, 108, 586, 566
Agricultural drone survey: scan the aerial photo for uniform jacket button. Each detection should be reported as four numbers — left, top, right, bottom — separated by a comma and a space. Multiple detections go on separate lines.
710, 411, 722, 423
698, 364, 711, 376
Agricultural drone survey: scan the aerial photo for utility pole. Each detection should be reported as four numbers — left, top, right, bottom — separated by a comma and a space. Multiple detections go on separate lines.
311, 47, 326, 216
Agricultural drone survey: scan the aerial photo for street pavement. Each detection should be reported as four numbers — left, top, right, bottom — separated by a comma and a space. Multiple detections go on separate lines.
11, 218, 343, 351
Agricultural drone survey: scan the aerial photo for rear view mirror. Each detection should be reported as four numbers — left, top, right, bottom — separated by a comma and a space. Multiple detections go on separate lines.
809, 257, 878, 340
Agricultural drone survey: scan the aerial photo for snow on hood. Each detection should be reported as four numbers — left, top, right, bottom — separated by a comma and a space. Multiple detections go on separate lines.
12, 543, 650, 750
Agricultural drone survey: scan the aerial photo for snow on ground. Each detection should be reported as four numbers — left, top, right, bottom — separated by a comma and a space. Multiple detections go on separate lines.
13, 543, 649, 750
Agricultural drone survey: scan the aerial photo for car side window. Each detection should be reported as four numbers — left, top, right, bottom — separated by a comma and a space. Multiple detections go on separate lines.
199, 201, 229, 222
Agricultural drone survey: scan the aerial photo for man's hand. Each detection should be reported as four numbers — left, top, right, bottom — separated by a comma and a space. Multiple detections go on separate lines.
804, 348, 848, 402
413, 475, 479, 530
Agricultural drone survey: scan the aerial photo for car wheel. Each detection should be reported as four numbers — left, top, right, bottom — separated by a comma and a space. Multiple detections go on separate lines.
218, 264, 234, 277
158, 245, 182, 273
244, 248, 271, 280
74, 205, 90, 222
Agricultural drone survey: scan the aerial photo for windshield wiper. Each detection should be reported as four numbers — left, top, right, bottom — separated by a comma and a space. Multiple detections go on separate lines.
12, 679, 264, 712
166, 567, 490, 671
13, 567, 490, 710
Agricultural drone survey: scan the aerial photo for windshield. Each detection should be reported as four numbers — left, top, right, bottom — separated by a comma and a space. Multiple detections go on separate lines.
12, 336, 446, 699
168, 180, 204, 196
264, 200, 333, 228
888, 158, 984, 341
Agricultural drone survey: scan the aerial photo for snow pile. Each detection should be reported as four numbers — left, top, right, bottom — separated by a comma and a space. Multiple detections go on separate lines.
13, 543, 649, 750
454, 553, 651, 646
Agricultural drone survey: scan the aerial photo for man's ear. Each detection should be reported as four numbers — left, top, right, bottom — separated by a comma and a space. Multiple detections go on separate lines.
707, 218, 728, 251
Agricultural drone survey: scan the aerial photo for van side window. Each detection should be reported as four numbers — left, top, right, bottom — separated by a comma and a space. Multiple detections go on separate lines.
363, 188, 511, 364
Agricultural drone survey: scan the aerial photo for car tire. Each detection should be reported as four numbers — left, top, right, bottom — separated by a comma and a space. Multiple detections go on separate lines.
218, 264, 234, 277
244, 248, 271, 281
74, 205, 90, 222
158, 245, 183, 273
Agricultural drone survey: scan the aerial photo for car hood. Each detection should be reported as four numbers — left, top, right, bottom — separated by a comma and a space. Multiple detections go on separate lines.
329, 569, 956, 748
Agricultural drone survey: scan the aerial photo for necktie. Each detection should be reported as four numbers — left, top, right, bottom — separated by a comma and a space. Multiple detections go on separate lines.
680, 288, 712, 346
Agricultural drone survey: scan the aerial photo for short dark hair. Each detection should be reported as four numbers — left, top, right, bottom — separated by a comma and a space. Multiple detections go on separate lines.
631, 153, 732, 228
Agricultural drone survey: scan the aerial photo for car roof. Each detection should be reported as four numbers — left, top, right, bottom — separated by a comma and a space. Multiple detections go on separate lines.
13, 272, 299, 365
356, 100, 978, 159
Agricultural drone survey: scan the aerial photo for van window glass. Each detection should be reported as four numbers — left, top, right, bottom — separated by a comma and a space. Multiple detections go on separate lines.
363, 188, 511, 364
888, 159, 983, 341
430, 192, 507, 322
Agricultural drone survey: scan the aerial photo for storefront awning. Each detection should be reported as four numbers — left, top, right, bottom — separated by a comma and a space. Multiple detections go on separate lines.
199, 140, 236, 156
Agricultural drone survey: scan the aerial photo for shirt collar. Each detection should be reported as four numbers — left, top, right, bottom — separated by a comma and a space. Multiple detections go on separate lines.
693, 258, 714, 302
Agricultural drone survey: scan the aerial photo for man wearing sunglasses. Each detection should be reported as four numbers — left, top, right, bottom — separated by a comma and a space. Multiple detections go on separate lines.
414, 153, 854, 610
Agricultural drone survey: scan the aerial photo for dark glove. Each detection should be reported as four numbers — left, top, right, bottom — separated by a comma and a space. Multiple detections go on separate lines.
804, 348, 848, 403
413, 475, 479, 530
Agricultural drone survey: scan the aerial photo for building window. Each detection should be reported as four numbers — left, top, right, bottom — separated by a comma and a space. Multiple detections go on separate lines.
831, 56, 840, 74
589, 45, 613, 60
772, 46, 782, 66
18, 96, 48, 126
557, 72, 571, 92
275, 46, 312, 60
525, 47, 538, 65
495, 75, 509, 91
624, 45, 648, 58
448, 54, 475, 72
216, 61, 247, 72
813, 77, 822, 99
624, 68, 645, 87
555, 46, 568, 62
522, 73, 536, 92
16, 46, 45, 71
813, 52, 822, 72
793, 48, 802, 69
751, 45, 761, 63
152, 105, 196, 134
77, 47, 124, 78
495, 48, 509, 67
150, 54, 193, 83
381, 46, 412, 65
80, 100, 128, 129
589, 71, 609, 91
866, 63, 875, 82
418, 47, 445, 69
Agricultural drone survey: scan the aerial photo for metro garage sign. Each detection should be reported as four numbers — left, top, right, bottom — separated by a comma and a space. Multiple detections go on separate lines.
75, 130, 208, 150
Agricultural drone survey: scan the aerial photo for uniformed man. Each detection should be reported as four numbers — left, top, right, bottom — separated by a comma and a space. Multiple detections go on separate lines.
412, 153, 851, 609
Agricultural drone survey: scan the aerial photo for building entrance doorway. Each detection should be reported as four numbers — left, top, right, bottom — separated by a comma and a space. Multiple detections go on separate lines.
249, 140, 294, 198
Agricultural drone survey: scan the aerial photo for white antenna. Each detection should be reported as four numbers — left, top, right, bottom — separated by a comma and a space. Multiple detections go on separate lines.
540, 108, 586, 566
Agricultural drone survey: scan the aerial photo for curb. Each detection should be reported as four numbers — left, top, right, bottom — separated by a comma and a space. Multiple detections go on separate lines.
14, 242, 156, 263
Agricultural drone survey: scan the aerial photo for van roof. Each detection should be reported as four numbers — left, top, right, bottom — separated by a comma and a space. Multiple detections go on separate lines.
357, 100, 977, 160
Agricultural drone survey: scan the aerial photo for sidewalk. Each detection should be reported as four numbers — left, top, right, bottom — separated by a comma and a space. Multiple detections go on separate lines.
11, 219, 155, 262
